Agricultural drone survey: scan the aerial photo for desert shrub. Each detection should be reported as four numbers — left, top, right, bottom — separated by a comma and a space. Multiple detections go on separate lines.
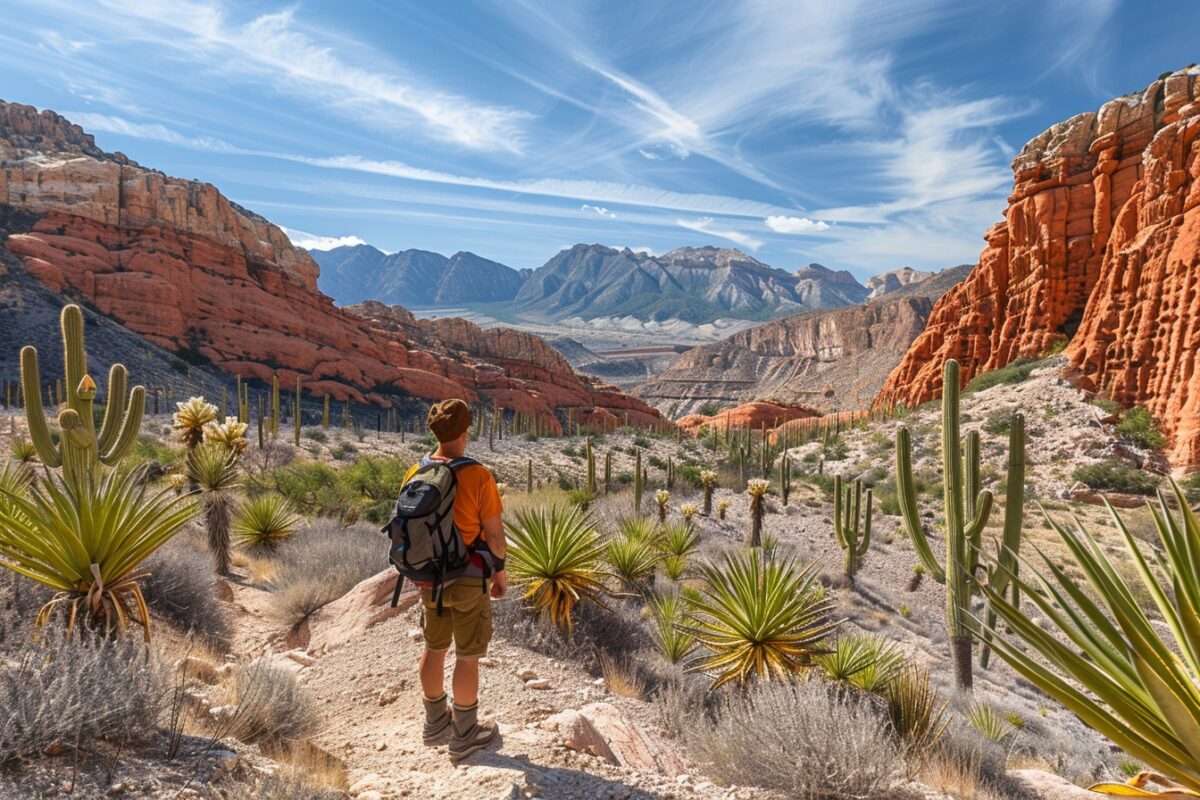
303, 429, 327, 443
981, 409, 1014, 436
1116, 406, 1166, 450
675, 463, 704, 488
0, 571, 53, 653
1071, 460, 1160, 495
125, 435, 184, 476
269, 520, 382, 626
241, 441, 297, 492
225, 659, 318, 746
489, 596, 652, 674
1183, 472, 1200, 504
921, 719, 1017, 799
887, 667, 948, 764
142, 535, 233, 650
0, 632, 167, 761
823, 435, 849, 461
964, 358, 1043, 393
225, 772, 344, 800
688, 680, 898, 798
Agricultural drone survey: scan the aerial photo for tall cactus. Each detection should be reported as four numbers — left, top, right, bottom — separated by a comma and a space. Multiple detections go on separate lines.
634, 448, 644, 512
978, 412, 1025, 669
778, 454, 791, 506
701, 469, 718, 516
895, 359, 995, 690
293, 376, 302, 446
833, 476, 872, 580
585, 436, 596, 494
526, 457, 533, 494
270, 374, 280, 436
604, 449, 612, 494
20, 305, 144, 486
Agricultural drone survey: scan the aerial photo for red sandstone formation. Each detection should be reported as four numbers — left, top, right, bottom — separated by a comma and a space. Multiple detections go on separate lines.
0, 101, 662, 432
876, 69, 1200, 466
676, 401, 820, 437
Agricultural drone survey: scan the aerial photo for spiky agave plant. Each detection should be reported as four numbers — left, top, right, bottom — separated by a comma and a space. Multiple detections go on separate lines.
174, 397, 219, 451
505, 504, 610, 632
187, 443, 242, 575
0, 466, 196, 639
685, 549, 838, 690
650, 592, 695, 663
203, 416, 249, 455
233, 493, 300, 551
815, 632, 904, 693
619, 515, 660, 544
660, 519, 700, 559
976, 482, 1200, 797
605, 534, 658, 593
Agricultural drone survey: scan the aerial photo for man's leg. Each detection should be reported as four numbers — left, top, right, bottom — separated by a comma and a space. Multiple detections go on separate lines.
420, 647, 447, 697
419, 594, 454, 746
451, 654, 479, 707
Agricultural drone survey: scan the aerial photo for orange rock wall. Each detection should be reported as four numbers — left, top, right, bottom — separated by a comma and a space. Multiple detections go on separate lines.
876, 70, 1200, 466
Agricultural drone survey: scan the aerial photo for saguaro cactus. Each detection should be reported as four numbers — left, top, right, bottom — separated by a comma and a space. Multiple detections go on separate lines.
895, 359, 996, 690
833, 476, 872, 580
20, 305, 144, 486
322, 395, 331, 429
634, 449, 644, 512
270, 374, 280, 436
293, 376, 303, 446
526, 457, 533, 494
778, 454, 791, 506
604, 450, 612, 494
585, 436, 596, 494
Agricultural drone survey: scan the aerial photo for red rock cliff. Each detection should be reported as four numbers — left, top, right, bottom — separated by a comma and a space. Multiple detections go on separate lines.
876, 69, 1200, 467
0, 101, 662, 433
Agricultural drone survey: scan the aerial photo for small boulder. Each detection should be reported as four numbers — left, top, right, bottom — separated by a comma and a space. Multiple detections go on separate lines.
545, 702, 686, 776
1009, 770, 1099, 799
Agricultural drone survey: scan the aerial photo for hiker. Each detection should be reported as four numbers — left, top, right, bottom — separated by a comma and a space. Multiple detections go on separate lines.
398, 399, 506, 762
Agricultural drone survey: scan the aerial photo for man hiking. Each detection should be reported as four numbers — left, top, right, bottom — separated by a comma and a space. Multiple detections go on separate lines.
404, 399, 506, 762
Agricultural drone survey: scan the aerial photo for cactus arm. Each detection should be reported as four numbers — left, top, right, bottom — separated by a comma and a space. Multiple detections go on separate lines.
19, 346, 63, 468
858, 489, 873, 557
833, 475, 847, 548
895, 425, 944, 583
965, 490, 995, 543
60, 305, 86, 414
99, 385, 145, 465
97, 364, 128, 453
994, 413, 1025, 598
964, 429, 981, 527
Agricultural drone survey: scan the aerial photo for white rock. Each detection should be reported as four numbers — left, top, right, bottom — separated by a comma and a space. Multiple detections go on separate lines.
408, 627, 424, 642
524, 678, 551, 690
348, 773, 384, 796
285, 649, 315, 667
517, 668, 539, 681
545, 702, 687, 776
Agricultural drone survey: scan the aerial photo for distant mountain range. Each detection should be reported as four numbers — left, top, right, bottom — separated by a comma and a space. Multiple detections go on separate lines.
310, 245, 528, 306
310, 242, 883, 324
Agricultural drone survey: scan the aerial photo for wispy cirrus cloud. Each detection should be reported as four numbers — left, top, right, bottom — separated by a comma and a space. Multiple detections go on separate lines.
676, 217, 763, 251
74, 0, 530, 153
66, 111, 237, 151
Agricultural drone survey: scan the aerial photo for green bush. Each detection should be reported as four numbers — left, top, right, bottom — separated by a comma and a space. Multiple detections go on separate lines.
964, 358, 1043, 393
1072, 460, 1160, 496
1116, 406, 1166, 450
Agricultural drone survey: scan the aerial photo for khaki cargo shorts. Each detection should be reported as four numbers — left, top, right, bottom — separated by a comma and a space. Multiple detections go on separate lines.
420, 579, 492, 658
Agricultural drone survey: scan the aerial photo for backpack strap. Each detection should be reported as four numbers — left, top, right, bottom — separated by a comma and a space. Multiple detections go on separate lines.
390, 574, 405, 608
446, 456, 480, 470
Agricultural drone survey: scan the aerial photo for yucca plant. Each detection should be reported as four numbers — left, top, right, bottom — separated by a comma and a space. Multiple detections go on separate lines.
746, 478, 770, 547
717, 498, 730, 521
9, 438, 38, 464
660, 519, 700, 559
662, 554, 688, 581
685, 549, 838, 690
679, 502, 698, 526
975, 482, 1200, 796
0, 467, 197, 639
700, 469, 718, 516
605, 535, 658, 592
886, 666, 948, 766
234, 493, 300, 551
187, 442, 241, 575
965, 702, 1014, 745
203, 416, 249, 454
505, 504, 610, 631
816, 632, 904, 693
655, 489, 670, 522
650, 592, 695, 663
174, 396, 218, 451
618, 515, 659, 545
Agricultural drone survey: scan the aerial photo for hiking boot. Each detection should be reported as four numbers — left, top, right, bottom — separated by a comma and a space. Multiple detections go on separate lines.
448, 701, 498, 762
422, 693, 452, 745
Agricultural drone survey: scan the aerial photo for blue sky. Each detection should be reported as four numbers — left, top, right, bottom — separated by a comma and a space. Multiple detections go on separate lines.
0, 1, 1194, 278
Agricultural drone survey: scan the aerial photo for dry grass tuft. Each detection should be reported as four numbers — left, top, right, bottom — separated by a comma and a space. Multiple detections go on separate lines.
599, 651, 647, 699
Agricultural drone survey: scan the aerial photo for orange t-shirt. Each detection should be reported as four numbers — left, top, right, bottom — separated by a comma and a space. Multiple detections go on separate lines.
403, 458, 503, 547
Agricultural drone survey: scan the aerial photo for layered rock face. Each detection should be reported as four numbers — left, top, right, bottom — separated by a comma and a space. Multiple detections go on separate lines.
676, 401, 819, 437
638, 267, 969, 417
0, 101, 662, 432
876, 69, 1200, 467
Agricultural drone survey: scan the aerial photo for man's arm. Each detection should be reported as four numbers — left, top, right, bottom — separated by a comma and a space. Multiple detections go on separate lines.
482, 514, 506, 598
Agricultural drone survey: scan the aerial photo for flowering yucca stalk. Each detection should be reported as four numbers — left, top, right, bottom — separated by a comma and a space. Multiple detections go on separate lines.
700, 470, 718, 516
976, 483, 1200, 797
717, 499, 730, 521
680, 503, 698, 526
174, 396, 218, 451
747, 479, 770, 547
655, 489, 670, 522
203, 416, 249, 454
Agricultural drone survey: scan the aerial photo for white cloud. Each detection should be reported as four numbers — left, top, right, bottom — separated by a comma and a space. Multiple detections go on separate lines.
88, 0, 529, 153
765, 215, 831, 234
65, 111, 236, 151
39, 31, 91, 55
676, 217, 763, 251
629, 246, 657, 256
581, 204, 616, 219
281, 227, 371, 251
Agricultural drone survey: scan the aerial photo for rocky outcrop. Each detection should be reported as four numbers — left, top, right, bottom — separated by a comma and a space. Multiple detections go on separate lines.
676, 401, 819, 437
876, 69, 1200, 467
638, 267, 969, 417
0, 100, 663, 431
866, 266, 935, 299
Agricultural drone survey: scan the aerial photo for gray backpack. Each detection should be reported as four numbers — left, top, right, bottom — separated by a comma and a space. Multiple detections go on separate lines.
384, 457, 482, 612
